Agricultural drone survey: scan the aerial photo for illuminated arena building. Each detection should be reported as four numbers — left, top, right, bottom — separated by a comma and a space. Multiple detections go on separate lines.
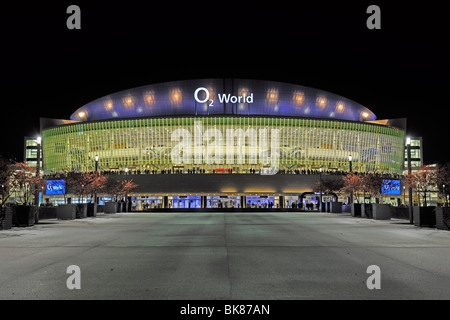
41, 79, 406, 209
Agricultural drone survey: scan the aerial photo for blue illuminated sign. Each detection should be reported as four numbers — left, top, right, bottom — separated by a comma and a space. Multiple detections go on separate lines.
381, 179, 401, 195
46, 180, 66, 195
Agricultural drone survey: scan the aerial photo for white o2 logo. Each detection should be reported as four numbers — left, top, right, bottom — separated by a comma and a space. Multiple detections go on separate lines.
194, 87, 214, 107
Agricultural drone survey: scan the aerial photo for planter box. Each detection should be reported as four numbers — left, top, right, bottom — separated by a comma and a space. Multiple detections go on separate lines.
391, 206, 410, 220
351, 203, 361, 217
121, 202, 130, 212
76, 204, 87, 219
38, 206, 58, 220
341, 204, 352, 213
372, 204, 392, 220
413, 206, 436, 227
435, 207, 450, 230
87, 203, 96, 217
32, 206, 40, 224
13, 206, 35, 227
361, 204, 373, 219
57, 204, 76, 220
105, 202, 118, 214
330, 202, 342, 213
1, 207, 13, 230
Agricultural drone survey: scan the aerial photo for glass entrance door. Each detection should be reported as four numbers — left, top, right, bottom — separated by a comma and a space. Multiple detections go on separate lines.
206, 196, 241, 208
171, 196, 201, 208
245, 196, 277, 208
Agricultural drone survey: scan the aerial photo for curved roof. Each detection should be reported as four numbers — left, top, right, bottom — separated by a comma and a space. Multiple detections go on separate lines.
70, 79, 376, 122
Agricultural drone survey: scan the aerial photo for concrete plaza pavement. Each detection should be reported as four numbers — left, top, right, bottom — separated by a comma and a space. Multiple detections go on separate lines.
1, 211, 450, 300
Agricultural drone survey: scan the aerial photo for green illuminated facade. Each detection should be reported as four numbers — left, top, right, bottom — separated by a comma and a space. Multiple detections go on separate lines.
42, 116, 404, 174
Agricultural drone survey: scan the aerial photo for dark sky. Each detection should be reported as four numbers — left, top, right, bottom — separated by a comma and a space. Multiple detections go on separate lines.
1, 1, 448, 163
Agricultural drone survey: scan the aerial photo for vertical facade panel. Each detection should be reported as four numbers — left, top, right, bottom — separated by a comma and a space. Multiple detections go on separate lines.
42, 117, 405, 175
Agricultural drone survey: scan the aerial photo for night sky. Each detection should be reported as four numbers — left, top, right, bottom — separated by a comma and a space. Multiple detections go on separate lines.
2, 1, 448, 164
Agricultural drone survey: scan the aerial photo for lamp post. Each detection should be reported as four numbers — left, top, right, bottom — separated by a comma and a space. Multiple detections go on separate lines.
406, 137, 413, 224
348, 155, 353, 204
34, 136, 41, 223
124, 167, 129, 212
403, 186, 406, 206
443, 184, 446, 207
94, 155, 99, 215
95, 155, 99, 172
319, 167, 323, 211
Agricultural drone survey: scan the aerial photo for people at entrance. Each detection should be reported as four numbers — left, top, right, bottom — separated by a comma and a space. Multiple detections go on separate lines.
131, 196, 326, 211
305, 202, 315, 210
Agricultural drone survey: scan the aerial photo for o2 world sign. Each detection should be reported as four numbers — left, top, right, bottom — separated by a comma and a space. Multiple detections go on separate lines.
194, 87, 254, 107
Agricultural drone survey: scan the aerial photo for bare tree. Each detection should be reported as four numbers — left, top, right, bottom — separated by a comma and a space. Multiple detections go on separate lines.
404, 165, 437, 207
434, 163, 450, 206
341, 173, 364, 203
9, 162, 43, 205
0, 156, 15, 206
360, 173, 384, 204
313, 177, 344, 199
